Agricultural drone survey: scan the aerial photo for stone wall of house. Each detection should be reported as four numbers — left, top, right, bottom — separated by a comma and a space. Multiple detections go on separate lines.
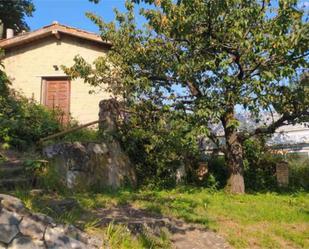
2, 35, 110, 124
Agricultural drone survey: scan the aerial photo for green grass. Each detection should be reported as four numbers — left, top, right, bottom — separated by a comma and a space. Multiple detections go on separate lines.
12, 187, 309, 249
129, 188, 309, 249
100, 222, 171, 249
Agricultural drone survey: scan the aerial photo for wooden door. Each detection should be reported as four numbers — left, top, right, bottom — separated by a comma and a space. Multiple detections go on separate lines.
43, 78, 70, 124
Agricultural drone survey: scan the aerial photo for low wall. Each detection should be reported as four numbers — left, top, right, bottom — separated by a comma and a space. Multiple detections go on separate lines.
43, 141, 136, 190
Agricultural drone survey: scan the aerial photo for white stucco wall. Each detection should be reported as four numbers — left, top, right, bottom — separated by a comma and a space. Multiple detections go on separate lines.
203, 120, 309, 156
269, 125, 309, 156
2, 35, 110, 124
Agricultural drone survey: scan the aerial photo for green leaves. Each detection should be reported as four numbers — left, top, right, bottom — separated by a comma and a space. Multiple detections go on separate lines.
65, 0, 308, 188
0, 0, 35, 34
88, 0, 100, 3
68, 0, 309, 126
0, 66, 61, 149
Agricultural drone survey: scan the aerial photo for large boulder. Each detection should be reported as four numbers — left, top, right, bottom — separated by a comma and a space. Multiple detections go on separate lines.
43, 141, 136, 190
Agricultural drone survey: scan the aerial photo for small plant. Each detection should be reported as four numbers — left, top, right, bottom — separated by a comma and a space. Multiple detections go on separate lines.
104, 222, 172, 249
23, 159, 49, 186
61, 126, 99, 142
23, 159, 68, 193
139, 227, 172, 249
105, 222, 141, 249
24, 159, 48, 172
0, 151, 7, 163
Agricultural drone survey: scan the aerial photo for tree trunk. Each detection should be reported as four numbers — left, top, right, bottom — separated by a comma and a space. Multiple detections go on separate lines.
225, 134, 245, 194
222, 108, 245, 194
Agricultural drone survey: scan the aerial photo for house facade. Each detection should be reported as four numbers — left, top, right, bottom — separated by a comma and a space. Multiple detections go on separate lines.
0, 22, 111, 124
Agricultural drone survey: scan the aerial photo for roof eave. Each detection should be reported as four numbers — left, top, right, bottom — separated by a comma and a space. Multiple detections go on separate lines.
0, 26, 111, 49
0, 31, 53, 49
57, 30, 111, 47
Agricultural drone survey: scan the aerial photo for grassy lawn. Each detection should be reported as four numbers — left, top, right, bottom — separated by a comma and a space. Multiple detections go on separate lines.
13, 187, 309, 249
128, 188, 309, 249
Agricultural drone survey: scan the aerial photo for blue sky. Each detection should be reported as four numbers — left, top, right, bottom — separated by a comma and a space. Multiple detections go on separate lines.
25, 0, 145, 32
25, 0, 309, 33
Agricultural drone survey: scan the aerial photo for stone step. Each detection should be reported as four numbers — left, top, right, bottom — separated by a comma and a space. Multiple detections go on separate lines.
0, 164, 25, 178
0, 160, 22, 166
0, 177, 31, 190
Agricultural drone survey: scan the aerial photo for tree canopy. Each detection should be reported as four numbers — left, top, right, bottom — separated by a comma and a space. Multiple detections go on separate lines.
0, 0, 35, 36
66, 0, 309, 193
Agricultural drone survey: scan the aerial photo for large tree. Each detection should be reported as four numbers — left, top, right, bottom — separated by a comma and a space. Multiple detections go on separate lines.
0, 0, 35, 36
66, 0, 309, 193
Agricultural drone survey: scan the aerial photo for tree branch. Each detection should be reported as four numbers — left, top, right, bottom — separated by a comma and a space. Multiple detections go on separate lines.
242, 110, 309, 141
207, 131, 226, 153
187, 81, 203, 97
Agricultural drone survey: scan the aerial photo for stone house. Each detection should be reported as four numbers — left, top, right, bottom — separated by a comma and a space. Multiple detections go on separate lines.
0, 22, 111, 124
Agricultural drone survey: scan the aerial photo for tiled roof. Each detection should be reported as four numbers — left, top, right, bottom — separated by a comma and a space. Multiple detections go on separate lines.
0, 22, 111, 49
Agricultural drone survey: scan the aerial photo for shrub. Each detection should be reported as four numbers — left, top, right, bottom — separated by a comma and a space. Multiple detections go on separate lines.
205, 155, 229, 189
0, 91, 61, 149
61, 125, 99, 143
0, 66, 61, 149
288, 154, 309, 191
204, 139, 283, 191
243, 139, 309, 192
243, 139, 279, 191
23, 158, 68, 193
118, 104, 201, 188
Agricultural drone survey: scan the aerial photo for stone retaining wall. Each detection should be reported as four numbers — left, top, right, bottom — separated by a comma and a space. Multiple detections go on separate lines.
43, 141, 136, 190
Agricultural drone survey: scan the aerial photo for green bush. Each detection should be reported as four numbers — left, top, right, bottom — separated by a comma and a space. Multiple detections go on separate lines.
61, 125, 99, 143
36, 162, 67, 193
40, 122, 100, 147
0, 66, 61, 149
0, 93, 61, 149
242, 139, 309, 192
119, 104, 201, 188
23, 158, 68, 193
204, 139, 282, 191
204, 155, 228, 189
288, 154, 309, 191
243, 139, 279, 191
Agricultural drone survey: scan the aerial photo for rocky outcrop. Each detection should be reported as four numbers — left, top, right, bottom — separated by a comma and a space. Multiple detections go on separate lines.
0, 194, 101, 249
43, 141, 136, 190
